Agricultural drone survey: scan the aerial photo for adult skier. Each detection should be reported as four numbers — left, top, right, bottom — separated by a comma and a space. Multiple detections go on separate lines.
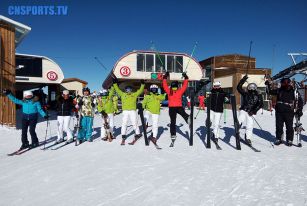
97, 87, 115, 141
113, 77, 145, 145
237, 75, 263, 145
162, 72, 190, 142
142, 84, 166, 144
55, 90, 75, 144
198, 92, 206, 110
3, 89, 48, 149
75, 87, 96, 143
209, 81, 229, 141
265, 77, 303, 146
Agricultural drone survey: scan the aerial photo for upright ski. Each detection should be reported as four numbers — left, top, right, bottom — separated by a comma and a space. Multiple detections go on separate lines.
294, 115, 304, 147
189, 90, 194, 146
206, 93, 211, 148
230, 95, 241, 150
137, 103, 149, 146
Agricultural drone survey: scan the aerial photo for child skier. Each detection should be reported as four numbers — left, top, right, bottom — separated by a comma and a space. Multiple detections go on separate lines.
142, 84, 166, 144
265, 77, 303, 146
55, 90, 75, 144
97, 87, 115, 141
237, 75, 263, 145
113, 77, 145, 145
209, 81, 229, 142
3, 89, 48, 149
162, 72, 190, 143
75, 87, 96, 143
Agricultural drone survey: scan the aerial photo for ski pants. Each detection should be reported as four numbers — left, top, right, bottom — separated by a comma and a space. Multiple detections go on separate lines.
21, 117, 38, 145
57, 115, 73, 141
169, 107, 189, 136
238, 110, 254, 140
121, 110, 140, 136
210, 110, 222, 138
199, 102, 205, 110
78, 116, 93, 141
101, 113, 114, 137
276, 112, 294, 141
144, 110, 159, 138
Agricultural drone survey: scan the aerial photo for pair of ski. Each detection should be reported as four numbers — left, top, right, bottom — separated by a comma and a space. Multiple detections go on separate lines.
7, 142, 44, 156
230, 95, 261, 152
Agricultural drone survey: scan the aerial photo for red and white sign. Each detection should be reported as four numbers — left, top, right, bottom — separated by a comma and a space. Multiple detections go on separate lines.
46, 71, 58, 81
120, 66, 131, 77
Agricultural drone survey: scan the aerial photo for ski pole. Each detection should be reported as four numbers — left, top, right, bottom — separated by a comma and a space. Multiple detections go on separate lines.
245, 41, 253, 75
223, 104, 227, 124
194, 108, 201, 119
43, 111, 49, 150
252, 116, 274, 148
183, 41, 198, 73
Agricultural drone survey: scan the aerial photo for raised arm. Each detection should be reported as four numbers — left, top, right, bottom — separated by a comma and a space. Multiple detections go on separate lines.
7, 93, 24, 105
135, 82, 145, 97
178, 79, 188, 95
108, 86, 115, 98
162, 79, 170, 95
113, 83, 124, 97
237, 75, 248, 95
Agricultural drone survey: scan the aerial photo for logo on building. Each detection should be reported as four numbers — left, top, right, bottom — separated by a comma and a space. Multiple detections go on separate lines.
46, 71, 58, 81
120, 66, 131, 77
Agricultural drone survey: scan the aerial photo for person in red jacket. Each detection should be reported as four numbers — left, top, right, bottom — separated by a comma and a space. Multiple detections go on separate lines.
162, 72, 190, 141
198, 93, 205, 110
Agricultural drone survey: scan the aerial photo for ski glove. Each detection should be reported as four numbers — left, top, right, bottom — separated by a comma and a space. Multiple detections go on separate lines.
140, 79, 145, 84
242, 75, 248, 82
296, 109, 303, 118
3, 89, 11, 96
182, 72, 189, 80
163, 72, 170, 79
101, 111, 108, 118
78, 100, 83, 106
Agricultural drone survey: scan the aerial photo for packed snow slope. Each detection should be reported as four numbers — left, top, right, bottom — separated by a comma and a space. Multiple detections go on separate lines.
0, 108, 307, 206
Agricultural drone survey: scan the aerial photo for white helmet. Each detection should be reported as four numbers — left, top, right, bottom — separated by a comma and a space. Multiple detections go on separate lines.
247, 83, 257, 91
213, 81, 221, 87
100, 89, 108, 96
150, 84, 159, 93
23, 90, 33, 97
62, 90, 69, 95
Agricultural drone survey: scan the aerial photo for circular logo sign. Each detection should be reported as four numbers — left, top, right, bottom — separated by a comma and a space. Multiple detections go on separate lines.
46, 71, 58, 81
120, 66, 131, 77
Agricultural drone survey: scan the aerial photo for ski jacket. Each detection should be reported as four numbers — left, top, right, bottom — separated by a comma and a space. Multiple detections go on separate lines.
77, 95, 96, 117
113, 83, 144, 110
56, 96, 75, 116
97, 87, 115, 114
7, 94, 46, 118
210, 88, 229, 113
237, 79, 263, 115
162, 79, 188, 107
142, 93, 166, 114
266, 84, 303, 113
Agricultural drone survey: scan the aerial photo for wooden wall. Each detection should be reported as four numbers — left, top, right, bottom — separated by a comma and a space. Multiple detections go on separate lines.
0, 22, 16, 127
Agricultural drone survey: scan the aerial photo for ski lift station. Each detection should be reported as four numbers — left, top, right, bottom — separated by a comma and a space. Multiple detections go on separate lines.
102, 50, 205, 93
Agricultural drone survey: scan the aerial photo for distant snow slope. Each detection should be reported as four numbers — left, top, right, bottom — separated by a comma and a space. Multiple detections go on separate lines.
0, 108, 306, 206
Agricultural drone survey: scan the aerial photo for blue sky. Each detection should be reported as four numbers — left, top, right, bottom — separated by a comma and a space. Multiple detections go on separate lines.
1, 0, 307, 90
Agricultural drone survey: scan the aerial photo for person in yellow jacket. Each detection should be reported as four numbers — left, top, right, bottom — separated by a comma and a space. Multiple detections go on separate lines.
142, 84, 165, 144
113, 77, 145, 145
97, 87, 115, 141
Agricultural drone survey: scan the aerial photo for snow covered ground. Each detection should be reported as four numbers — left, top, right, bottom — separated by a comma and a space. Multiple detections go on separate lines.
0, 108, 307, 206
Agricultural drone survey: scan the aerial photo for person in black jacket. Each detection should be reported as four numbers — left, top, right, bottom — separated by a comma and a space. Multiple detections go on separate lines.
265, 78, 303, 146
56, 90, 75, 144
237, 75, 263, 145
209, 81, 229, 141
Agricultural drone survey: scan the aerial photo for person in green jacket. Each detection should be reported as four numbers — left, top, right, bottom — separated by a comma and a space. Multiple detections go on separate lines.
142, 84, 165, 144
112, 95, 119, 114
97, 87, 115, 141
113, 77, 145, 145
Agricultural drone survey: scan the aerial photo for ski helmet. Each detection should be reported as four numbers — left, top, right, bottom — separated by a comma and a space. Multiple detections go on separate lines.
62, 90, 69, 95
125, 86, 133, 93
213, 81, 221, 87
82, 87, 90, 93
23, 90, 33, 98
100, 89, 108, 96
247, 83, 257, 91
171, 81, 179, 89
150, 84, 159, 94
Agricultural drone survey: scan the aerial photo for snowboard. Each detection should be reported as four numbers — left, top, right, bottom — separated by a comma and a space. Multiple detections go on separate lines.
230, 95, 241, 150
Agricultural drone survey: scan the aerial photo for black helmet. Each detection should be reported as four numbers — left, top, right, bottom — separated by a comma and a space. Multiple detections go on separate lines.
280, 78, 291, 88
125, 86, 133, 93
171, 81, 179, 88
83, 87, 90, 93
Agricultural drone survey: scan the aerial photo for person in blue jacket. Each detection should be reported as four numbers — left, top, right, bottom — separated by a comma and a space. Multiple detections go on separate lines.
3, 89, 48, 149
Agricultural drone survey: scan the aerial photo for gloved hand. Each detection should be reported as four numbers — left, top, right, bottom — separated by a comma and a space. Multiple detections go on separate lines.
182, 72, 188, 80
44, 115, 49, 120
140, 79, 145, 84
296, 109, 303, 118
78, 100, 83, 106
242, 75, 248, 82
3, 89, 11, 96
163, 72, 170, 79
112, 76, 118, 84
91, 102, 96, 107
101, 111, 108, 118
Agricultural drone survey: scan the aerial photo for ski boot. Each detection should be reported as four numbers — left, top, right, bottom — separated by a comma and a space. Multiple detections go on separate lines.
286, 140, 293, 147
87, 138, 93, 142
211, 133, 218, 143
102, 136, 108, 141
20, 143, 30, 150
244, 135, 252, 146
150, 136, 157, 144
274, 139, 282, 146
30, 142, 39, 149
121, 135, 126, 145
66, 138, 74, 144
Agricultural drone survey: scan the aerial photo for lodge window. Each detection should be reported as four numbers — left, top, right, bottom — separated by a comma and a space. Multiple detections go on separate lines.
145, 54, 154, 72
155, 54, 165, 72
167, 55, 174, 72
175, 56, 183, 73
137, 54, 145, 71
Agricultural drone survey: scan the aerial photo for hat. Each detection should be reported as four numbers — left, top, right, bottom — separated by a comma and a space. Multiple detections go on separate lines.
171, 81, 179, 88
23, 90, 33, 97
213, 81, 221, 87
82, 87, 90, 93
62, 90, 69, 95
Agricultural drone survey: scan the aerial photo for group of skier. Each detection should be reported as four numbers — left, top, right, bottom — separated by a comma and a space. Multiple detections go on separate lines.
2, 71, 305, 151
